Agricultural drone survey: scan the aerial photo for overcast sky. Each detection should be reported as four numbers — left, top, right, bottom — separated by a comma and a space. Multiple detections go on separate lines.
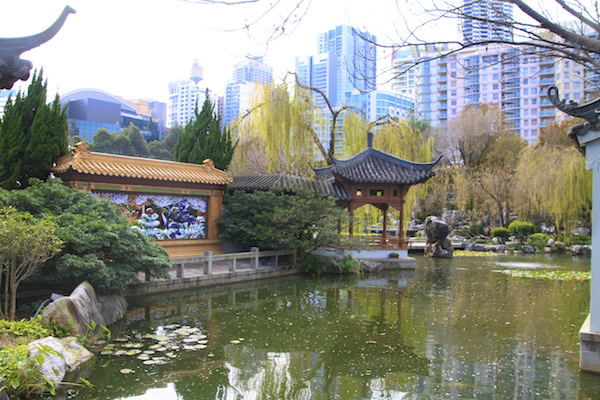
1, 0, 573, 104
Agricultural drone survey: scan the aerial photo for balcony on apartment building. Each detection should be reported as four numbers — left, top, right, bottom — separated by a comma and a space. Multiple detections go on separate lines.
540, 109, 556, 117
539, 67, 555, 76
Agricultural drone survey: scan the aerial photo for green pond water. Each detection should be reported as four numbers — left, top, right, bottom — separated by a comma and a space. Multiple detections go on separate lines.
71, 253, 600, 399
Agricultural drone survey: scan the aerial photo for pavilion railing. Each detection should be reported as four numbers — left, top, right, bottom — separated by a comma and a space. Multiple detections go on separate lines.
336, 235, 409, 250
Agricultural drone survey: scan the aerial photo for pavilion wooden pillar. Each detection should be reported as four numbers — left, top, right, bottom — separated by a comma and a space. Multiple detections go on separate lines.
382, 204, 389, 239
348, 202, 355, 236
207, 190, 223, 240
399, 199, 404, 239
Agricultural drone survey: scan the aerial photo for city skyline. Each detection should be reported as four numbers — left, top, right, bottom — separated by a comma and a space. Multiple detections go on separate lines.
2, 0, 430, 104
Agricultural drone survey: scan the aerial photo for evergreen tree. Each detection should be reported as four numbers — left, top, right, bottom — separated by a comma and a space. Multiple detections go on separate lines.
0, 70, 68, 189
174, 90, 237, 170
122, 123, 148, 157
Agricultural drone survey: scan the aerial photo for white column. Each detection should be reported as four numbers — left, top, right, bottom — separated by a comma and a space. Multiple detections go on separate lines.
587, 139, 600, 332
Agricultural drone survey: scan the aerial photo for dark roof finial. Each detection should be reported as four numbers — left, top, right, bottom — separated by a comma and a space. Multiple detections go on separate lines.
367, 132, 373, 148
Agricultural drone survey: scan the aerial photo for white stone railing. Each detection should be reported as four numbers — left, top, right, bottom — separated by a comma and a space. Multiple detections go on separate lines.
161, 248, 297, 279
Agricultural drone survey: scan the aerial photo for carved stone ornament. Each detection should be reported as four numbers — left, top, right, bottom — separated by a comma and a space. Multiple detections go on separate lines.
0, 5, 75, 89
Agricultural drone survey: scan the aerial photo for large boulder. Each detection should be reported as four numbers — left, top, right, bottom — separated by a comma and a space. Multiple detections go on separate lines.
28, 337, 93, 383
570, 245, 592, 256
521, 245, 535, 253
424, 217, 453, 258
42, 282, 127, 337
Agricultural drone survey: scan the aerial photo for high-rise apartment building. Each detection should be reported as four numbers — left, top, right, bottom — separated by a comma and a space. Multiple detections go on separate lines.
316, 24, 377, 111
168, 61, 216, 128
223, 58, 273, 128
461, 0, 514, 43
395, 43, 588, 144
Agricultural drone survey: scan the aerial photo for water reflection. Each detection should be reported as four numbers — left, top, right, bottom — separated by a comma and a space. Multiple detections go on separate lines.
73, 254, 599, 400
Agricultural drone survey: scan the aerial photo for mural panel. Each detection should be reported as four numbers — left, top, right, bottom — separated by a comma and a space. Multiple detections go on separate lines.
93, 192, 207, 240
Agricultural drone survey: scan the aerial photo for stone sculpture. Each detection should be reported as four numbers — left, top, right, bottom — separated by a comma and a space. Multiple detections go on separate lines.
424, 216, 454, 258
0, 5, 75, 89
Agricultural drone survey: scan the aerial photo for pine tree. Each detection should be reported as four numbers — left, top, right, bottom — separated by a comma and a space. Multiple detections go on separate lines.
174, 90, 237, 170
0, 70, 68, 189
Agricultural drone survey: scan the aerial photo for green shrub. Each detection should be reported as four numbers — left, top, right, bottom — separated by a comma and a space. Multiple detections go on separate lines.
528, 234, 549, 250
219, 188, 346, 258
469, 224, 484, 236
508, 220, 536, 244
571, 233, 591, 246
302, 254, 324, 276
490, 227, 510, 243
0, 316, 53, 340
0, 179, 170, 292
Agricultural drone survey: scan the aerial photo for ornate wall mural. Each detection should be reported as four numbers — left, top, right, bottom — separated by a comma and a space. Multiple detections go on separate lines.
93, 192, 207, 240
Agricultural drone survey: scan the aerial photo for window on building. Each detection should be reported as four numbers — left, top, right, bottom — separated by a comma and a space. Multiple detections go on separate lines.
532, 119, 538, 125
532, 109, 538, 115
565, 72, 570, 79
531, 88, 538, 94
451, 99, 457, 105
493, 93, 499, 100
574, 82, 582, 89
482, 75, 487, 81
370, 189, 385, 197
482, 94, 488, 101
524, 109, 529, 116
482, 84, 488, 90
523, 99, 529, 105
451, 90, 457, 96
523, 88, 529, 95
557, 73, 561, 80
574, 92, 581, 100
493, 73, 499, 80
524, 119, 529, 126
493, 83, 499, 90
531, 98, 537, 105
451, 81, 457, 87
530, 67, 537, 73
451, 109, 457, 115
451, 62, 457, 69
564, 82, 571, 90
565, 60, 570, 68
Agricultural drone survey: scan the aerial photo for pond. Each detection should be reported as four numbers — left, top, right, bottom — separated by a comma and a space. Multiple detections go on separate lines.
70, 253, 600, 399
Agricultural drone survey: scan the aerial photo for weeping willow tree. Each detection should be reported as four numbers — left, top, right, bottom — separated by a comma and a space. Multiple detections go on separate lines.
513, 139, 592, 239
229, 81, 330, 177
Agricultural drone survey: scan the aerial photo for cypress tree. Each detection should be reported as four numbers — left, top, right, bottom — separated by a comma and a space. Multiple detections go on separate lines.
0, 70, 68, 189
174, 90, 237, 170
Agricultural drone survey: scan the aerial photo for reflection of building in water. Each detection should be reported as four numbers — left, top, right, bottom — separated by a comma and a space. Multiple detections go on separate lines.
548, 351, 578, 400
513, 341, 536, 399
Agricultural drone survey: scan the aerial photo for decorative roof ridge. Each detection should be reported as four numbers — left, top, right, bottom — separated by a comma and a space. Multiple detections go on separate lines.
332, 147, 442, 170
54, 142, 232, 183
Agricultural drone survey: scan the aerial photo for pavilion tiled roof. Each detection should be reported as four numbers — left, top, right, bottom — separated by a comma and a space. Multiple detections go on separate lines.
313, 146, 442, 185
52, 143, 232, 186
230, 174, 352, 201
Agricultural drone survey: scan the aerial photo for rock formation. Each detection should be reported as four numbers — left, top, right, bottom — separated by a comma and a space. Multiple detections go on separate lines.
41, 281, 127, 337
28, 337, 92, 383
424, 217, 453, 257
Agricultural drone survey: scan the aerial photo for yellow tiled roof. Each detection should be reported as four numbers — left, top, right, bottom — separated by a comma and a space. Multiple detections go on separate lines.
52, 143, 232, 186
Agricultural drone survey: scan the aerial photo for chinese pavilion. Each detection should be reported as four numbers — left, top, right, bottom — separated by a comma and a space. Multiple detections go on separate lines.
230, 133, 441, 249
